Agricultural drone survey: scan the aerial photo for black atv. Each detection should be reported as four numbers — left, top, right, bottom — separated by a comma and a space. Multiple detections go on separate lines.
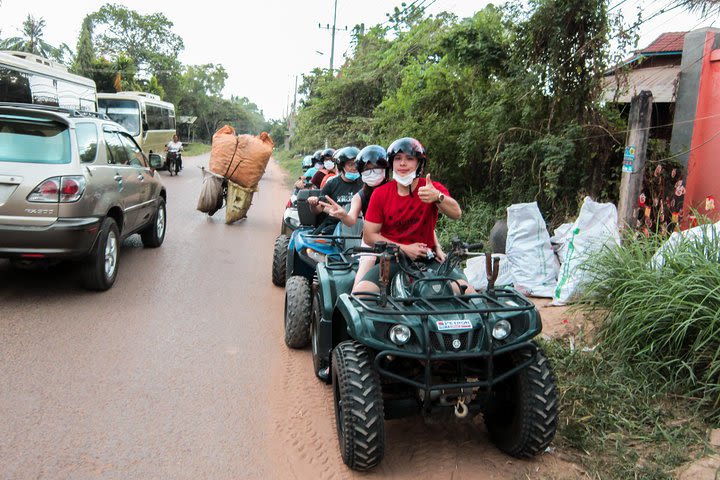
310, 240, 558, 471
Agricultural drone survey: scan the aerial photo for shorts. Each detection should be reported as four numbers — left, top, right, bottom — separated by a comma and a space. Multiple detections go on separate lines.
360, 258, 467, 287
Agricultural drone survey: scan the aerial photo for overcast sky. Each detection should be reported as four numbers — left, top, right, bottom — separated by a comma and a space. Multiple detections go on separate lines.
0, 0, 714, 120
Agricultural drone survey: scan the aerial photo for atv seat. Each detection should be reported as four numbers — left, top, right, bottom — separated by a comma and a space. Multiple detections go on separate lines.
333, 215, 364, 250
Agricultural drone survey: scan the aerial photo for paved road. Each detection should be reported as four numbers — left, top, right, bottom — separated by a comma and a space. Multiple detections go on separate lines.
0, 154, 581, 479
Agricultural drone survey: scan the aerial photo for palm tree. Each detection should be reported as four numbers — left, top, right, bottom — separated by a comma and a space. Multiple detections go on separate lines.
0, 14, 71, 63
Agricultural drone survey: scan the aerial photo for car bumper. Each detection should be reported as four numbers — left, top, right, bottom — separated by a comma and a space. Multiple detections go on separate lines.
0, 217, 102, 259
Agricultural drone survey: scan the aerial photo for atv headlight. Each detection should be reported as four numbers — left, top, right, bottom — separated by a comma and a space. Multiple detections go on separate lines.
389, 324, 411, 345
306, 248, 326, 263
492, 320, 512, 340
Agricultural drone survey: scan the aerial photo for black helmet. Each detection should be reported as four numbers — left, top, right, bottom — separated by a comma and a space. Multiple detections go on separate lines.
355, 145, 389, 173
333, 146, 360, 172
321, 147, 336, 159
301, 155, 313, 171
311, 150, 323, 163
387, 137, 427, 176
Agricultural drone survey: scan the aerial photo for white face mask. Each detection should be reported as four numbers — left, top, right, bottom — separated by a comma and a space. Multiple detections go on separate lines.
361, 169, 385, 187
393, 171, 416, 187
323, 160, 335, 170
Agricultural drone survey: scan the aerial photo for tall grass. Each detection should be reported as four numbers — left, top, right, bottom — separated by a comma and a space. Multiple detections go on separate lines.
578, 223, 720, 413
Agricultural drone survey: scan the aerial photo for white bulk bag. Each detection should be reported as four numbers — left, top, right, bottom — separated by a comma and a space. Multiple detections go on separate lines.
505, 202, 558, 297
553, 197, 621, 305
464, 254, 514, 291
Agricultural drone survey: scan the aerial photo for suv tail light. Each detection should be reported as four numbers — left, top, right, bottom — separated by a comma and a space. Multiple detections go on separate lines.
28, 176, 87, 203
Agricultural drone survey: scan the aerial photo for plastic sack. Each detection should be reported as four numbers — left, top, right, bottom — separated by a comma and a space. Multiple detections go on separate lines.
505, 202, 558, 297
209, 125, 274, 188
225, 180, 257, 224
553, 197, 621, 305
651, 220, 720, 269
196, 169, 224, 213
464, 254, 514, 291
550, 222, 574, 264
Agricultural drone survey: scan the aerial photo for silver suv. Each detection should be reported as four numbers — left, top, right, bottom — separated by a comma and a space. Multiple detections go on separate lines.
0, 103, 167, 290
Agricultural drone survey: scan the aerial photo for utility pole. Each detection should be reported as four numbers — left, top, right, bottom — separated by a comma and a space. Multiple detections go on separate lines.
617, 90, 653, 229
318, 0, 347, 72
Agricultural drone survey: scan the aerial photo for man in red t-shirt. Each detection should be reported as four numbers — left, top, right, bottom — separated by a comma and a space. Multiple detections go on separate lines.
355, 137, 470, 294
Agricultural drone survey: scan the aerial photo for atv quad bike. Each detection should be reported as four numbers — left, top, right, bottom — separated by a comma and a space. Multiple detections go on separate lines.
277, 188, 361, 348
311, 240, 558, 471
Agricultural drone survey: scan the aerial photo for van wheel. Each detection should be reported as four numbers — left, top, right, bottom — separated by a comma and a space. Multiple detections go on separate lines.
140, 198, 166, 248
82, 217, 120, 291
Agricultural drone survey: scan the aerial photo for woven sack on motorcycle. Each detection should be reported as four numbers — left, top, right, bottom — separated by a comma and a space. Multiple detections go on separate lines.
196, 169, 224, 213
209, 125, 274, 188
225, 180, 257, 224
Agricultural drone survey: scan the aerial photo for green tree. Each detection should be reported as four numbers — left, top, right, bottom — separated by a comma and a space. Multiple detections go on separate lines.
88, 4, 184, 97
0, 14, 70, 63
72, 16, 95, 77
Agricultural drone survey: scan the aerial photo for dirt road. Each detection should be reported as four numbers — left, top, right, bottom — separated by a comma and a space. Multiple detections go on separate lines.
0, 154, 584, 479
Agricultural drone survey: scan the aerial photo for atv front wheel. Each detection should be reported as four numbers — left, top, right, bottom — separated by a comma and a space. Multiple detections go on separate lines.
272, 234, 289, 286
311, 289, 330, 383
332, 341, 385, 471
485, 344, 558, 458
284, 275, 311, 348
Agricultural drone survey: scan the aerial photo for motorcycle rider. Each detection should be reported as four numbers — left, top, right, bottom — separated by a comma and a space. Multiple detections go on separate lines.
165, 134, 184, 172
307, 146, 362, 234
353, 137, 473, 295
310, 148, 336, 188
294, 150, 323, 189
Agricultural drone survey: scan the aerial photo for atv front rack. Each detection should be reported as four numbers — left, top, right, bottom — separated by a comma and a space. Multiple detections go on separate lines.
348, 287, 535, 316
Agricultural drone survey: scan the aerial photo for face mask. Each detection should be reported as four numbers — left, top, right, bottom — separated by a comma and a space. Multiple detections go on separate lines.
323, 160, 335, 170
393, 171, 416, 187
344, 172, 360, 181
362, 169, 384, 187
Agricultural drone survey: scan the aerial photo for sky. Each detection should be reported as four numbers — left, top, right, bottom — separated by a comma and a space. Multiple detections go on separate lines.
0, 0, 716, 120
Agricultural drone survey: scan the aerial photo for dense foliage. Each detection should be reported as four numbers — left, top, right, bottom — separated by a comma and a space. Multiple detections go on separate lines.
291, 0, 635, 221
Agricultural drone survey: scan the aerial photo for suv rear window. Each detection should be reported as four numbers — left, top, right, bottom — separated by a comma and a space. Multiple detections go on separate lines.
0, 117, 71, 164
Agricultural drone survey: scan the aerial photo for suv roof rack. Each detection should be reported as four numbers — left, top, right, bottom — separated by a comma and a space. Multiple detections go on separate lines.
0, 102, 108, 120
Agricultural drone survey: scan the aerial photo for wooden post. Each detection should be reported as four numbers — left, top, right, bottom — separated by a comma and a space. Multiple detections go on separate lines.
617, 90, 653, 229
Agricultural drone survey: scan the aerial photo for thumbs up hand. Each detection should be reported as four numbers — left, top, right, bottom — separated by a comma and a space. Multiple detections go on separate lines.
418, 173, 441, 204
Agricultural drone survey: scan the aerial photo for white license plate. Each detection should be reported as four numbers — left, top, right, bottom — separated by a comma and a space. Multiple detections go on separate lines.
436, 319, 473, 331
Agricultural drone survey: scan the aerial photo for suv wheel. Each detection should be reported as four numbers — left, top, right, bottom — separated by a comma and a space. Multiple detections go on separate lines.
332, 340, 385, 471
82, 217, 120, 291
284, 275, 311, 348
485, 344, 558, 457
311, 289, 330, 383
140, 198, 167, 248
272, 234, 289, 286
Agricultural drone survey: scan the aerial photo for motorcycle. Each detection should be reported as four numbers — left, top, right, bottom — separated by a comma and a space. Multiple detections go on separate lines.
166, 150, 181, 176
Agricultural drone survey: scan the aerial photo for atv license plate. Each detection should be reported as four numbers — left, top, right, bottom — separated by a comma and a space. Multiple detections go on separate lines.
436, 319, 472, 331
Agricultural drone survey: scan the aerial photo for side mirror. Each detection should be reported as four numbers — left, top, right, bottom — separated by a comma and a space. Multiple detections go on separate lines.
148, 153, 163, 169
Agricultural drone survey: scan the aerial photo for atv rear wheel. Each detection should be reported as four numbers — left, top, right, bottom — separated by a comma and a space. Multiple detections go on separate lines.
284, 275, 311, 348
485, 344, 558, 458
332, 341, 385, 471
311, 289, 330, 383
272, 234, 289, 286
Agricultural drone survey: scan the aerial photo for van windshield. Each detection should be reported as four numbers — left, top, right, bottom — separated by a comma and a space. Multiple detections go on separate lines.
98, 99, 140, 136
0, 117, 71, 164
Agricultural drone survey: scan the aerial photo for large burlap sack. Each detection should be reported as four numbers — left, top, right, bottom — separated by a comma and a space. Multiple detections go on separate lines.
209, 125, 274, 188
225, 180, 257, 224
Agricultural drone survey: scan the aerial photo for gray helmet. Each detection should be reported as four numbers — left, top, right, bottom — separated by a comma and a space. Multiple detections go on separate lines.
332, 146, 360, 172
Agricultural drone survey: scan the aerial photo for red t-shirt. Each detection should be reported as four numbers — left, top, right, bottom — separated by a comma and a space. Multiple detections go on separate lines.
364, 178, 450, 249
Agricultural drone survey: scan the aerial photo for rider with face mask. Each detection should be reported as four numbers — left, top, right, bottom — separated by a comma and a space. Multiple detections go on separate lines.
354, 137, 470, 295
310, 148, 336, 188
307, 146, 363, 233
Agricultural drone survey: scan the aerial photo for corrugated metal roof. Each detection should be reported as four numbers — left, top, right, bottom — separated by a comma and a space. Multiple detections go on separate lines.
638, 32, 686, 53
601, 65, 680, 103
